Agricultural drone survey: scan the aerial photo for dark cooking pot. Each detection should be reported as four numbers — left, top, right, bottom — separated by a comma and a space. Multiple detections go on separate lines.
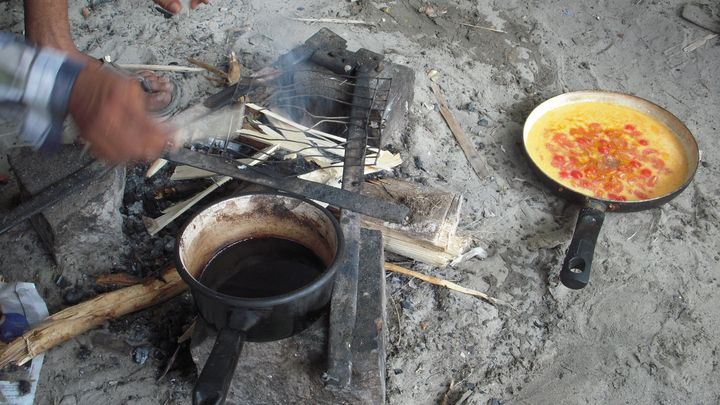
175, 193, 344, 405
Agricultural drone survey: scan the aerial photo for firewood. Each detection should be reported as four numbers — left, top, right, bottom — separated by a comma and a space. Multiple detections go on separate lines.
144, 145, 279, 235
430, 82, 490, 179
361, 178, 470, 267
0, 268, 187, 368
187, 57, 228, 80
227, 51, 241, 85
94, 272, 142, 287
384, 262, 500, 305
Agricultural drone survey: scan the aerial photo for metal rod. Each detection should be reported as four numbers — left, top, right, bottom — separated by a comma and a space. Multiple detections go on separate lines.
326, 68, 376, 388
164, 148, 409, 223
0, 161, 111, 236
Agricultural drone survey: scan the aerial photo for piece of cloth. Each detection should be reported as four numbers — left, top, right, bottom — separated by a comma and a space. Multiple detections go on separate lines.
0, 33, 83, 151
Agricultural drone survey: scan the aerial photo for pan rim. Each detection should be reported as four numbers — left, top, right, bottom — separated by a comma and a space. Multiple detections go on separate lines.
174, 191, 345, 308
522, 90, 700, 205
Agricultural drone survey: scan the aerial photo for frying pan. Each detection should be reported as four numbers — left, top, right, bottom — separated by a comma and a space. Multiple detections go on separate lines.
522, 91, 699, 289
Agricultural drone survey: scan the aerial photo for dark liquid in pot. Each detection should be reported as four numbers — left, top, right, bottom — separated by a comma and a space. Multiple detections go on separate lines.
198, 237, 325, 298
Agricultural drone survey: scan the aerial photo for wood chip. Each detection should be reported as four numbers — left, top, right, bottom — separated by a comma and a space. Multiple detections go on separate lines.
683, 33, 719, 53
430, 82, 490, 179
289, 17, 376, 26
187, 57, 229, 79
459, 22, 506, 33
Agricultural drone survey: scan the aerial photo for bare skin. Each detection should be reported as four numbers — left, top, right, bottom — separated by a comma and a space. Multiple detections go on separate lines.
23, 0, 209, 162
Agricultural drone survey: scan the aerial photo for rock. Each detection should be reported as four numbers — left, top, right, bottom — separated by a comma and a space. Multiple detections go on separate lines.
401, 297, 413, 310
133, 346, 151, 365
8, 146, 126, 285
76, 344, 92, 361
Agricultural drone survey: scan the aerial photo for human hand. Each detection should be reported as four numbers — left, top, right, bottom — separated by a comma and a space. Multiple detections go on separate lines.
68, 64, 174, 163
154, 0, 210, 14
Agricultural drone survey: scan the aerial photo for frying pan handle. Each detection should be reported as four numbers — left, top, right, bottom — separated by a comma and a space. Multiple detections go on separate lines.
193, 328, 246, 405
560, 206, 606, 289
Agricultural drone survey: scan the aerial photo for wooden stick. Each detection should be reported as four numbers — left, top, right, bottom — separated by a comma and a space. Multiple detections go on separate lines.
289, 17, 375, 26
459, 23, 506, 33
682, 33, 719, 53
116, 64, 206, 73
0, 268, 187, 368
384, 262, 499, 306
187, 57, 229, 79
430, 82, 490, 179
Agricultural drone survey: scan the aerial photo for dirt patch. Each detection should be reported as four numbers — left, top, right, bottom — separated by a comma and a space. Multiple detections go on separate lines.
1, 0, 719, 403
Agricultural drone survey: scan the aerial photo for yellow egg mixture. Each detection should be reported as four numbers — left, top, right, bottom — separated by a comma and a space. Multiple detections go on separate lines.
526, 102, 689, 201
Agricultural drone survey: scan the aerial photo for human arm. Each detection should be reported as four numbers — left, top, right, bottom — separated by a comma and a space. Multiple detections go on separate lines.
0, 34, 171, 161
23, 0, 81, 57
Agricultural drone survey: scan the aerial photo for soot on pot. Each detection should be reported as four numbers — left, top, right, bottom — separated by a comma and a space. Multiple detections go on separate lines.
198, 237, 326, 298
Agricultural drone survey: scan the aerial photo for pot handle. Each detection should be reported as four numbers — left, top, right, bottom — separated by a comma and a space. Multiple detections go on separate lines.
193, 328, 246, 405
560, 205, 606, 289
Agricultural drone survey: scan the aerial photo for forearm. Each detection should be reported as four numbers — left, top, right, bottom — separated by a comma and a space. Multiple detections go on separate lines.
24, 0, 77, 54
0, 34, 84, 150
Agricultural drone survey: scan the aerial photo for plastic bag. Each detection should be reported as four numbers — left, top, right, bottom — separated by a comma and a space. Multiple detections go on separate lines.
0, 282, 49, 405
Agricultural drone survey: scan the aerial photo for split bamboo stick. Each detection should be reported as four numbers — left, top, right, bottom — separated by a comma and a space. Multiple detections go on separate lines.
384, 262, 500, 306
0, 268, 187, 368
117, 64, 206, 73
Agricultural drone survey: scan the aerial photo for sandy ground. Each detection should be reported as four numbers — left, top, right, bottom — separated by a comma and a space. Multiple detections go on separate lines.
1, 0, 719, 403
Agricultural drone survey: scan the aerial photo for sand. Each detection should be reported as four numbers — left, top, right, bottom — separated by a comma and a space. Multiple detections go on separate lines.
0, 0, 719, 403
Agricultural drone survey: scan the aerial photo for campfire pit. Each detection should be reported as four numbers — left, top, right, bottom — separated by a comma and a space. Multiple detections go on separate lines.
181, 28, 415, 403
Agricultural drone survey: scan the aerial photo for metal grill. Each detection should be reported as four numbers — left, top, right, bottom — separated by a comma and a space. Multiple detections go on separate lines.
185, 70, 392, 176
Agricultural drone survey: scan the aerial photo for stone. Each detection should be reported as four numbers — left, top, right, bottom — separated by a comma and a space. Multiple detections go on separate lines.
7, 145, 126, 284
132, 346, 151, 365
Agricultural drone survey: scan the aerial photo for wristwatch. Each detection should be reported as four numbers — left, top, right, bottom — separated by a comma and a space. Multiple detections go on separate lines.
0, 33, 84, 151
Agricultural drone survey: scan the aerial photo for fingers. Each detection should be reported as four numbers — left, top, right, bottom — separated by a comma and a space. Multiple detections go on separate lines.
154, 0, 182, 13
134, 71, 174, 112
70, 66, 173, 164
154, 0, 208, 13
191, 0, 210, 9
147, 92, 173, 112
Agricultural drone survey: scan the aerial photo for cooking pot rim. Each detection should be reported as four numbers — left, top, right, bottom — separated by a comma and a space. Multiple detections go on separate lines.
174, 191, 344, 308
